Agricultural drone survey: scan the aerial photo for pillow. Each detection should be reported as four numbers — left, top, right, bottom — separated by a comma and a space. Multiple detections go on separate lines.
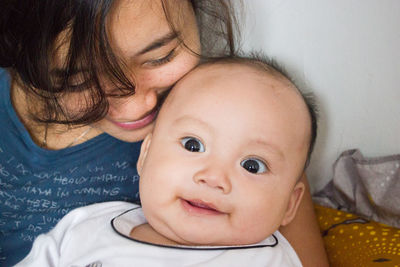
315, 204, 400, 266
313, 149, 400, 229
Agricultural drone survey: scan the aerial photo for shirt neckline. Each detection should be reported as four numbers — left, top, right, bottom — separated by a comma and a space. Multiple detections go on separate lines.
111, 206, 279, 251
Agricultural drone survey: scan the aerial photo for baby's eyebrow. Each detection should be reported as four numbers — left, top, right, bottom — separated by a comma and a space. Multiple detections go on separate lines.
136, 31, 180, 56
250, 139, 285, 160
173, 116, 211, 130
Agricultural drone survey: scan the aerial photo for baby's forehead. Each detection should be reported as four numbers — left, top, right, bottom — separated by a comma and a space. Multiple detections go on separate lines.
165, 62, 306, 122
194, 62, 278, 81
176, 62, 298, 101
192, 62, 296, 93
172, 60, 310, 125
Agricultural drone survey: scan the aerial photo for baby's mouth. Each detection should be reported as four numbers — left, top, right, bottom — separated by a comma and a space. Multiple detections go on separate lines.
181, 198, 224, 215
187, 200, 217, 211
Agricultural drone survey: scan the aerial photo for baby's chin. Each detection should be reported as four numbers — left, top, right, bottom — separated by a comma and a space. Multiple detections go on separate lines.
167, 231, 270, 247
149, 218, 275, 247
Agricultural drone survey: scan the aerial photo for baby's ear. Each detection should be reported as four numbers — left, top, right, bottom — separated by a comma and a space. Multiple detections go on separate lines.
280, 181, 305, 226
137, 133, 152, 176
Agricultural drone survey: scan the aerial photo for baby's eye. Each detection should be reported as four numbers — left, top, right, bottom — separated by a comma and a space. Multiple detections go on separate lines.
180, 137, 205, 152
240, 158, 268, 174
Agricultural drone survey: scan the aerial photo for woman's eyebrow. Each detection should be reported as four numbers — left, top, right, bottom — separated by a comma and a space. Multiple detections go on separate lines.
137, 31, 180, 56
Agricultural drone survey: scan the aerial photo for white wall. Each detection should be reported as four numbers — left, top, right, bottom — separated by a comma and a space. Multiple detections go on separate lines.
239, 0, 400, 192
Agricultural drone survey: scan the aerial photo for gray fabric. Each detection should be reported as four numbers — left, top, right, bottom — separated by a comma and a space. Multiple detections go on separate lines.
313, 149, 400, 228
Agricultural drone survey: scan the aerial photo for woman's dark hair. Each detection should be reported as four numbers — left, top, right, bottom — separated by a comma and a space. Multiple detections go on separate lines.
0, 0, 239, 125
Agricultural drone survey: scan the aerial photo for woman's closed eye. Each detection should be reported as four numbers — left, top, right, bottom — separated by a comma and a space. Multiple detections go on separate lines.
180, 137, 205, 152
240, 158, 268, 174
144, 48, 177, 67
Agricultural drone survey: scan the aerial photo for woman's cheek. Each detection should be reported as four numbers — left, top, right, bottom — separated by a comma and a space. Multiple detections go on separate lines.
167, 52, 200, 83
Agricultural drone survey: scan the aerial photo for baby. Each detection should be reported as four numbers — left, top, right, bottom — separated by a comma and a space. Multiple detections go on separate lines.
16, 55, 317, 267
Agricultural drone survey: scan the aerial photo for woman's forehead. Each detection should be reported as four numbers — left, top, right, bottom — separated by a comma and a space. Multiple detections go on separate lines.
108, 0, 191, 39
107, 0, 195, 58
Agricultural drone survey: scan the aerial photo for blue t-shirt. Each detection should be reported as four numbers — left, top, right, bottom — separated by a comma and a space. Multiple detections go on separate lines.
0, 68, 142, 266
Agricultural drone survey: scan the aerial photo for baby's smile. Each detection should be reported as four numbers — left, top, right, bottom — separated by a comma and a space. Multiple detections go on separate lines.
180, 198, 225, 216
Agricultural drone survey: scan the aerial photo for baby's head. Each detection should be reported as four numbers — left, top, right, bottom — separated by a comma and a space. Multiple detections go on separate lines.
137, 55, 317, 246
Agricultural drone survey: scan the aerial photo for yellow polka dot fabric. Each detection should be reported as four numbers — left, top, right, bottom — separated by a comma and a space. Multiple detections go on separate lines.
315, 204, 400, 267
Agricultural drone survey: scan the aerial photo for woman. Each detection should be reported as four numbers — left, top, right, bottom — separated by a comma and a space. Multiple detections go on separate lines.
0, 0, 328, 266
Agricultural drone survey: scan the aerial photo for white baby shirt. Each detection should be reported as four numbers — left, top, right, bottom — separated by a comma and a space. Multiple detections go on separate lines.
16, 201, 302, 267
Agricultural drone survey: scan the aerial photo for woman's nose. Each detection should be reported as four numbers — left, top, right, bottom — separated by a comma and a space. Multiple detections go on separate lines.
124, 87, 157, 109
113, 86, 158, 115
143, 87, 157, 110
193, 166, 232, 194
131, 84, 158, 110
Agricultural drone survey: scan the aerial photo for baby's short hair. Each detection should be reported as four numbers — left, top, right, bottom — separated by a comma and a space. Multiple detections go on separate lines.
199, 53, 318, 168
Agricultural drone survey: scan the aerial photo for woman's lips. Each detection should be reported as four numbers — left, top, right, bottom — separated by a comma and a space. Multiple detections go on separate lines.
180, 198, 225, 216
109, 108, 158, 130
108, 89, 170, 131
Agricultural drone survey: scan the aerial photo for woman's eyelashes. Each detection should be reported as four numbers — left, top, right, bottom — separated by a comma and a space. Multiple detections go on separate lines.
180, 137, 205, 152
145, 48, 177, 67
240, 158, 268, 174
